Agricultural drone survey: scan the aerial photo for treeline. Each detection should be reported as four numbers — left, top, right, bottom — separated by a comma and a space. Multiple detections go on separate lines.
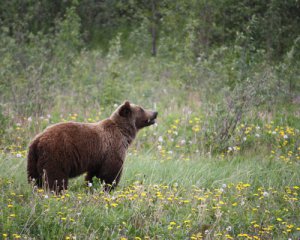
1, 0, 300, 59
0, 0, 299, 118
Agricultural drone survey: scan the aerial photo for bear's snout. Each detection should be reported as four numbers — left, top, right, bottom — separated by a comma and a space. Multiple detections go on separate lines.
146, 111, 158, 125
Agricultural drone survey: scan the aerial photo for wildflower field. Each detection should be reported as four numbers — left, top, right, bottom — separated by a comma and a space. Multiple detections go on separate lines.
0, 108, 299, 240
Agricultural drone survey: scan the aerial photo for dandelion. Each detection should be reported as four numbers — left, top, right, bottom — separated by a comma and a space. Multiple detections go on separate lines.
192, 125, 200, 132
225, 234, 233, 239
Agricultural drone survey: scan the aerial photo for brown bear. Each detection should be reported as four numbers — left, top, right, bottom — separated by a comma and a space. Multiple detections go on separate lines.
27, 101, 158, 192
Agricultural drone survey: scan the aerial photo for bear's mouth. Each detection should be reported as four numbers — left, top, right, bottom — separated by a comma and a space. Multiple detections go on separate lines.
147, 118, 156, 125
146, 112, 158, 126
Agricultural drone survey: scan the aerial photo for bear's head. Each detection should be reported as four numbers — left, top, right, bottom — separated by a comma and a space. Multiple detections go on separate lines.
111, 101, 158, 131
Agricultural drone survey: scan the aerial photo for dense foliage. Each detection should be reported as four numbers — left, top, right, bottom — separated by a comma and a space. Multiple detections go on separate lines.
1, 0, 300, 56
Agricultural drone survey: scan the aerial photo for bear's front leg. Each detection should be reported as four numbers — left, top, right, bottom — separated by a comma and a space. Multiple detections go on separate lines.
85, 170, 96, 185
98, 159, 124, 192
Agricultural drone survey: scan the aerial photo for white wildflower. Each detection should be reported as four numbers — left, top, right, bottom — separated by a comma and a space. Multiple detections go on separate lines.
226, 226, 232, 232
158, 136, 163, 142
263, 191, 269, 197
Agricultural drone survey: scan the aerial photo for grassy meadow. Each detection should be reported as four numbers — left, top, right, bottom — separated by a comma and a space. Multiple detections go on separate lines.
0, 104, 299, 239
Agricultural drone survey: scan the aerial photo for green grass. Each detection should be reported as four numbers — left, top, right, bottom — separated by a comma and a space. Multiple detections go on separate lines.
1, 151, 299, 240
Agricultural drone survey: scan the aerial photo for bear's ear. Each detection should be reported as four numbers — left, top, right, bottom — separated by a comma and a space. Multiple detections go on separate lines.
119, 101, 131, 117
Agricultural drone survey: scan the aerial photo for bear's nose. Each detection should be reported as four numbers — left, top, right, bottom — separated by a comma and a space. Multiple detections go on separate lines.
153, 111, 158, 118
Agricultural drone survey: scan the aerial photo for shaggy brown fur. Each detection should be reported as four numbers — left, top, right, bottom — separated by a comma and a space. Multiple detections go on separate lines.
27, 101, 158, 192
